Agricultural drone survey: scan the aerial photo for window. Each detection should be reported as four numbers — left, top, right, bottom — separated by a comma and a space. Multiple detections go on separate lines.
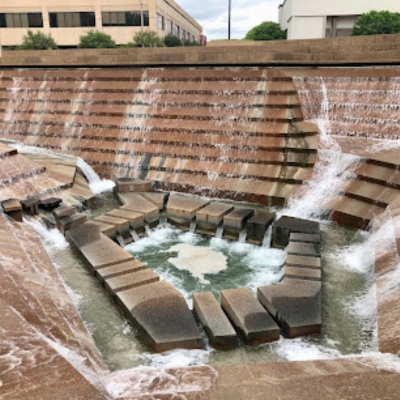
186, 31, 190, 41
0, 13, 43, 28
182, 29, 186, 40
174, 24, 180, 37
49, 12, 95, 28
102, 11, 149, 27
166, 19, 173, 34
156, 13, 164, 30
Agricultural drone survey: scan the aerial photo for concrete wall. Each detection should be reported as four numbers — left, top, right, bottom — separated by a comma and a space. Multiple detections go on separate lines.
279, 0, 400, 39
0, 0, 202, 47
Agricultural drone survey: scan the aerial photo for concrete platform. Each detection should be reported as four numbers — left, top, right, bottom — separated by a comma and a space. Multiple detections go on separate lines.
96, 259, 146, 283
272, 216, 320, 248
141, 191, 169, 210
283, 266, 322, 281
220, 288, 279, 344
89, 221, 117, 238
66, 222, 134, 272
258, 279, 321, 338
118, 192, 159, 225
58, 213, 87, 235
289, 232, 321, 243
1, 198, 22, 222
287, 241, 320, 257
247, 212, 275, 245
115, 178, 152, 192
166, 194, 210, 229
53, 204, 76, 219
223, 208, 255, 240
105, 208, 144, 229
195, 202, 234, 235
193, 291, 237, 349
94, 214, 130, 235
104, 268, 159, 295
286, 254, 321, 269
116, 280, 203, 352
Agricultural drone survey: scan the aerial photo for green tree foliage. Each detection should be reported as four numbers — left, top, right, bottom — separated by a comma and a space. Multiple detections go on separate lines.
244, 21, 286, 41
352, 10, 400, 36
133, 31, 164, 47
78, 30, 116, 48
19, 30, 57, 50
164, 34, 181, 47
183, 40, 200, 46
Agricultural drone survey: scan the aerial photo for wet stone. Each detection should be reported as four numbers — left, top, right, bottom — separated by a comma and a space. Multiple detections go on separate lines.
258, 279, 322, 338
2, 199, 22, 222
283, 266, 322, 281
96, 259, 146, 283
289, 232, 321, 243
90, 221, 117, 239
223, 208, 255, 240
116, 178, 152, 193
247, 212, 275, 245
286, 254, 321, 269
94, 215, 131, 235
38, 197, 63, 211
141, 191, 169, 210
104, 268, 159, 295
221, 288, 279, 345
195, 202, 234, 235
105, 208, 144, 230
287, 241, 320, 257
53, 205, 76, 219
21, 198, 39, 216
193, 291, 237, 349
58, 213, 87, 235
118, 193, 159, 225
272, 216, 320, 249
116, 280, 203, 352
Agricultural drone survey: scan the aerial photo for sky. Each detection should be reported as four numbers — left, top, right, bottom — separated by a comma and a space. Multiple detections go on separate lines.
175, 0, 282, 41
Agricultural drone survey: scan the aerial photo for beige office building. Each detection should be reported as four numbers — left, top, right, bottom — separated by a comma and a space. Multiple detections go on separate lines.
279, 0, 400, 40
0, 0, 202, 47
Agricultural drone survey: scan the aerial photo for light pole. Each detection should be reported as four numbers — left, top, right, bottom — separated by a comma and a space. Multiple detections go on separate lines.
228, 0, 231, 39
140, 0, 143, 31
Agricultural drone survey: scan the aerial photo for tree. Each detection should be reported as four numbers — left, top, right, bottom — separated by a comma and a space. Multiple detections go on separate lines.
20, 30, 57, 50
352, 10, 400, 36
183, 40, 200, 46
245, 21, 286, 41
133, 31, 164, 47
78, 30, 116, 48
164, 34, 181, 47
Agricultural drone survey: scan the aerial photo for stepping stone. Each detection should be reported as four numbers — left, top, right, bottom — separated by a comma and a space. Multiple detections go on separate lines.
195, 202, 234, 235
223, 208, 255, 240
166, 194, 210, 229
104, 268, 159, 295
38, 197, 63, 211
96, 259, 146, 283
116, 280, 203, 352
283, 266, 322, 281
141, 192, 169, 210
247, 212, 275, 245
105, 209, 144, 229
58, 213, 87, 235
90, 221, 117, 238
21, 198, 40, 216
289, 232, 321, 243
53, 205, 76, 219
287, 241, 320, 257
286, 255, 321, 269
193, 291, 237, 349
272, 216, 319, 248
118, 193, 159, 225
116, 178, 152, 193
94, 215, 130, 235
258, 279, 321, 338
220, 288, 279, 344
66, 222, 134, 273
1, 199, 22, 222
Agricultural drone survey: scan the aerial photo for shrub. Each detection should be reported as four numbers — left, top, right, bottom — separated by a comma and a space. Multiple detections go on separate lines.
133, 30, 164, 47
164, 34, 182, 47
78, 30, 116, 48
245, 21, 286, 41
183, 40, 200, 46
19, 30, 57, 50
352, 10, 400, 36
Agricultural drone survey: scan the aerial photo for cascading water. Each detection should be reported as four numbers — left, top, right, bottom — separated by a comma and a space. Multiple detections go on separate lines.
77, 157, 115, 195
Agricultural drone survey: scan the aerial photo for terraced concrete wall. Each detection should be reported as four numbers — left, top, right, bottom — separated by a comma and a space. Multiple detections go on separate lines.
0, 68, 318, 205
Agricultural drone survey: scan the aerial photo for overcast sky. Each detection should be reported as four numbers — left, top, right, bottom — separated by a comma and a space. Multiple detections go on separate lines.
175, 0, 282, 41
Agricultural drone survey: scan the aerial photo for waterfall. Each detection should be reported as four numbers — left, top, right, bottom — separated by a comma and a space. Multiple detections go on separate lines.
130, 229, 141, 241
189, 220, 196, 233
76, 158, 115, 195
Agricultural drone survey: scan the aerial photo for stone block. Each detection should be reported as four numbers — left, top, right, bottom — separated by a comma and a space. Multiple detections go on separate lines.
94, 215, 130, 235
286, 255, 321, 269
21, 198, 39, 216
96, 259, 146, 283
193, 291, 237, 349
105, 209, 144, 229
283, 266, 322, 281
104, 268, 159, 295
2, 199, 22, 222
289, 232, 321, 243
167, 194, 210, 229
223, 208, 255, 240
66, 222, 134, 272
53, 205, 76, 219
116, 280, 203, 352
38, 197, 63, 211
220, 288, 279, 344
272, 216, 319, 249
287, 241, 320, 257
257, 279, 321, 338
116, 178, 152, 193
118, 193, 159, 225
141, 191, 169, 210
59, 213, 87, 235
90, 221, 117, 238
247, 212, 275, 245
195, 202, 234, 235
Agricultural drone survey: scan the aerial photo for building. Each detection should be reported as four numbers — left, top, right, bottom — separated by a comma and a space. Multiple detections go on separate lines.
279, 0, 400, 40
0, 0, 202, 48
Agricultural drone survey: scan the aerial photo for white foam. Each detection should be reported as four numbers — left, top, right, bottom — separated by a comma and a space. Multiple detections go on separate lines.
77, 158, 115, 195
140, 348, 212, 368
167, 243, 228, 284
125, 225, 177, 253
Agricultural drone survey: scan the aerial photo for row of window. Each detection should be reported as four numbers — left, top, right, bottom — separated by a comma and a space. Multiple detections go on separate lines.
156, 13, 195, 42
0, 11, 151, 28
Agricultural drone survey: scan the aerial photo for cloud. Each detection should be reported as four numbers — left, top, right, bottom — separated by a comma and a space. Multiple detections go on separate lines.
175, 0, 281, 40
